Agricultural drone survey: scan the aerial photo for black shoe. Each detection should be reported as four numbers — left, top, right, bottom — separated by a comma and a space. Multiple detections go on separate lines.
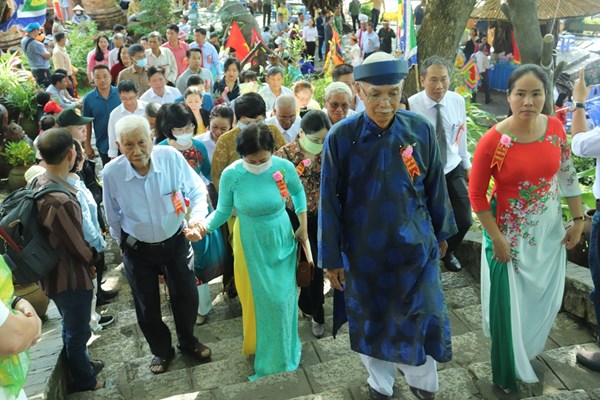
576, 349, 600, 371
410, 386, 435, 400
442, 253, 462, 272
99, 315, 114, 328
368, 385, 391, 400
485, 98, 493, 104
100, 289, 118, 300
90, 360, 104, 375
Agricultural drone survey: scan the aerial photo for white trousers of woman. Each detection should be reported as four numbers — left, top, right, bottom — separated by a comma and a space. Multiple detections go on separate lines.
359, 354, 439, 396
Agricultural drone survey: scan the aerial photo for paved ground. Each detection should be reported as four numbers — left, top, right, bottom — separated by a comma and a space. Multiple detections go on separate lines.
26, 232, 596, 400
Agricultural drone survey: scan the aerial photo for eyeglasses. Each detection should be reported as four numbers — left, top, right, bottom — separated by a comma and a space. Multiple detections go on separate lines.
357, 83, 402, 104
327, 101, 350, 111
172, 123, 195, 134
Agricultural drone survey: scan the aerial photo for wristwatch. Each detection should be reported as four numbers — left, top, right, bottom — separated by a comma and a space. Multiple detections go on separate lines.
569, 102, 585, 111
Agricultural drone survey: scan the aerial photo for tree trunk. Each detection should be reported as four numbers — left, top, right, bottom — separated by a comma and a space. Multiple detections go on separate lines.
504, 0, 563, 115
404, 0, 477, 96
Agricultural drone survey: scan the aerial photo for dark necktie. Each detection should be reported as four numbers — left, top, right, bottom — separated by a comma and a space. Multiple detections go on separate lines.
434, 103, 447, 166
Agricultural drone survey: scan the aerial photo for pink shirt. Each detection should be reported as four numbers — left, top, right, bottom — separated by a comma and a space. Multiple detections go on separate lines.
161, 41, 190, 78
87, 50, 110, 78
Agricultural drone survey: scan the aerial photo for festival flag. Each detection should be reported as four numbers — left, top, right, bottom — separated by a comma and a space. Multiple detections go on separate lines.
53, 0, 62, 21
462, 56, 480, 90
0, 0, 47, 32
250, 28, 264, 47
399, 0, 418, 67
225, 21, 250, 61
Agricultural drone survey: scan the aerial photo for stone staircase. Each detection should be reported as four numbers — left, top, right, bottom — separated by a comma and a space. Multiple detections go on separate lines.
22, 231, 600, 400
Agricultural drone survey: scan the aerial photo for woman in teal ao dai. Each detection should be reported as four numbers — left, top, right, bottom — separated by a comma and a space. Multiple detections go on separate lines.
205, 123, 308, 380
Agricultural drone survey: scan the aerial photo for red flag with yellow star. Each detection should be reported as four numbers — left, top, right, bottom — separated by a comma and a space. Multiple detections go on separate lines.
225, 21, 250, 61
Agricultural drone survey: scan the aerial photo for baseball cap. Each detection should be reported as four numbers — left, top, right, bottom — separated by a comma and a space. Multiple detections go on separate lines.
43, 101, 63, 115
24, 22, 41, 32
56, 107, 94, 127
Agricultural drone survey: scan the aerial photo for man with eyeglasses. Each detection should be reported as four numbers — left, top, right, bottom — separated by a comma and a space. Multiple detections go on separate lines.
409, 55, 472, 273
322, 82, 356, 125
333, 64, 366, 113
320, 52, 456, 400
265, 95, 302, 143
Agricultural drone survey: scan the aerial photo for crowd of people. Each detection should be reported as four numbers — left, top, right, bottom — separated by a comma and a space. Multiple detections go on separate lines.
1, 2, 599, 400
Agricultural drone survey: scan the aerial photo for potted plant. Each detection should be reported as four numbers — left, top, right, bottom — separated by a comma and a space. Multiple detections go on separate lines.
0, 52, 40, 139
1, 140, 36, 191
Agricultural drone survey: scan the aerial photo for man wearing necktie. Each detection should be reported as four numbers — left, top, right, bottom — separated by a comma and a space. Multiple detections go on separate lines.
409, 56, 473, 272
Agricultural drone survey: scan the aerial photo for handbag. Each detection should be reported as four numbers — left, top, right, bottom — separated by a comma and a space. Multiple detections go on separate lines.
566, 209, 595, 267
296, 239, 314, 288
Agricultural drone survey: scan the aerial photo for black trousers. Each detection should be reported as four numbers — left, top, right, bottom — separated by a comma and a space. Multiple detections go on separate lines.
32, 68, 51, 88
472, 70, 491, 104
288, 212, 324, 324
122, 229, 199, 358
351, 15, 359, 32
263, 4, 271, 26
371, 8, 380, 29
318, 35, 324, 59
304, 41, 316, 60
445, 164, 473, 256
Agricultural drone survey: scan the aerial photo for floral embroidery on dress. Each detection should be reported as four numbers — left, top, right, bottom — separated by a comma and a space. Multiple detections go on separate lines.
498, 176, 559, 270
182, 146, 205, 172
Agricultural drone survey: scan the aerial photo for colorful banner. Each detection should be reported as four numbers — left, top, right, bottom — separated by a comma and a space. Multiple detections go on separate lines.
462, 56, 480, 90
0, 0, 47, 32
398, 0, 417, 67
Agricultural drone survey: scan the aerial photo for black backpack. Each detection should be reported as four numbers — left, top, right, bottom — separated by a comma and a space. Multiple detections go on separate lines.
0, 177, 74, 284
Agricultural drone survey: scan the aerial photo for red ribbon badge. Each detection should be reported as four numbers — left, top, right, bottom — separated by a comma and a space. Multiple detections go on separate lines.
401, 145, 421, 182
172, 191, 185, 216
490, 134, 512, 171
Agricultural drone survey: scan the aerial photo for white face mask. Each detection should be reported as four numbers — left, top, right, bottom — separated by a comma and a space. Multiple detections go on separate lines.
236, 121, 248, 130
243, 159, 272, 175
174, 132, 193, 146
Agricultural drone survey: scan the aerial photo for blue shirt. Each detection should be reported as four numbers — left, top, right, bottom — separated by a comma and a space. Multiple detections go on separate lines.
67, 175, 106, 252
103, 145, 209, 243
189, 42, 223, 79
21, 36, 50, 69
82, 86, 120, 155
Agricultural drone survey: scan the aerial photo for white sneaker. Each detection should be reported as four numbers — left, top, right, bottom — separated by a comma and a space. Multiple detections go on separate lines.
311, 319, 324, 338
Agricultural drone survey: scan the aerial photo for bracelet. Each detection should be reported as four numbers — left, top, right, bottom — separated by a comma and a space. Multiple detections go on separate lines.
11, 296, 23, 310
573, 216, 585, 222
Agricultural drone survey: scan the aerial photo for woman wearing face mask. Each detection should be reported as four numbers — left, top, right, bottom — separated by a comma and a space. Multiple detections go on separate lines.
157, 102, 216, 325
274, 110, 330, 338
205, 123, 308, 380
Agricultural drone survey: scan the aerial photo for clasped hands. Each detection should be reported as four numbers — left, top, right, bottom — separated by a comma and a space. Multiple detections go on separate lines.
184, 219, 208, 242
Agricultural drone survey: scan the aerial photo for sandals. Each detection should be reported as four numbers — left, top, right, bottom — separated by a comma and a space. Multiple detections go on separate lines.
149, 349, 175, 375
178, 341, 212, 361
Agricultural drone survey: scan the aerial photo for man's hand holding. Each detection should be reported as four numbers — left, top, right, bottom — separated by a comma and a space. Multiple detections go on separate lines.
325, 268, 345, 291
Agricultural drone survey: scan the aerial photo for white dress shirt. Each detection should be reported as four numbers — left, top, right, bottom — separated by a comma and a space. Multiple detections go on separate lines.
409, 90, 472, 174
302, 26, 318, 42
103, 145, 208, 243
197, 131, 216, 162
258, 85, 293, 113
107, 100, 147, 158
145, 47, 178, 84
360, 31, 380, 56
108, 47, 120, 69
572, 126, 600, 198
265, 116, 302, 143
139, 86, 182, 105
